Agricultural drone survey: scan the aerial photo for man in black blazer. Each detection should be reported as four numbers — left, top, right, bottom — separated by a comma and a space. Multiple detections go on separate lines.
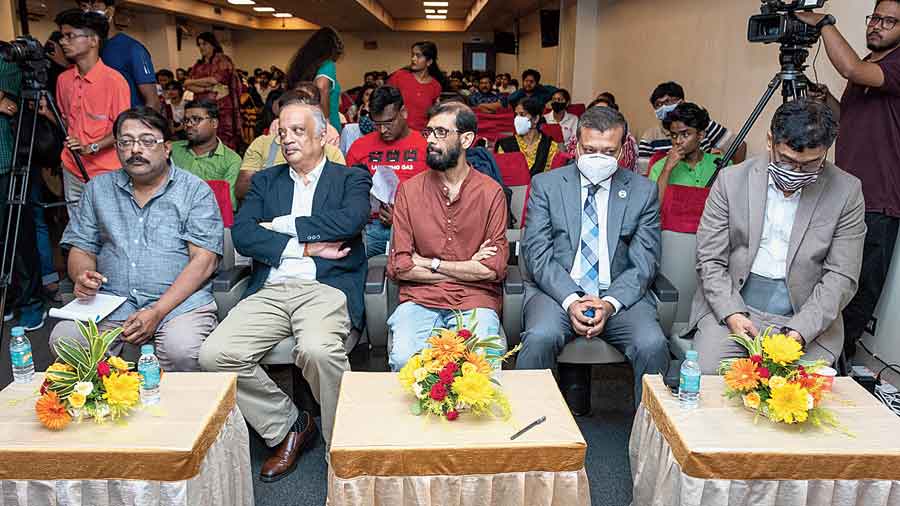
199, 99, 371, 482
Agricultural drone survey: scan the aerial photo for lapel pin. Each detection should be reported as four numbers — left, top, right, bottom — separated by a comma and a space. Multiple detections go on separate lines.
618, 190, 627, 199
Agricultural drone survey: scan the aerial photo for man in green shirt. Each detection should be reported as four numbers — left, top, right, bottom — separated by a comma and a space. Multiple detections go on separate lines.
170, 98, 241, 208
649, 102, 722, 200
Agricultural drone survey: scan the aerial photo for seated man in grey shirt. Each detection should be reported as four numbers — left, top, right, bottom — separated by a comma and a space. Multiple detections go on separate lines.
49, 107, 224, 371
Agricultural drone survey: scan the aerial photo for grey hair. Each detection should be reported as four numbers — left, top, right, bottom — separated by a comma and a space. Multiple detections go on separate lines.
577, 105, 629, 142
280, 101, 328, 138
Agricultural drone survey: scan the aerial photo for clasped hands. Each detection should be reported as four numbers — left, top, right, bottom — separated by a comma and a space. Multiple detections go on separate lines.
568, 296, 615, 339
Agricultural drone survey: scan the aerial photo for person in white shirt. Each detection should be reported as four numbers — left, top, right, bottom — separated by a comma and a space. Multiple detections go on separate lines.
543, 88, 578, 146
689, 98, 866, 374
199, 100, 371, 482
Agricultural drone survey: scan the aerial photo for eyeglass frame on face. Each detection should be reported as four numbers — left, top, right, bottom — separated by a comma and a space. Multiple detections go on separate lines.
115, 136, 166, 150
59, 31, 91, 42
371, 114, 399, 129
867, 14, 899, 30
183, 115, 212, 126
422, 126, 462, 140
772, 150, 826, 173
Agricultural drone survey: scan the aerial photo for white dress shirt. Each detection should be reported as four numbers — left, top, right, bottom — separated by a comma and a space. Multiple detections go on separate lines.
750, 176, 801, 280
544, 111, 579, 146
266, 156, 327, 285
561, 174, 623, 315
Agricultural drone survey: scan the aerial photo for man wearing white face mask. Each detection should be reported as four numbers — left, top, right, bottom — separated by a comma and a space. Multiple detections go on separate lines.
688, 99, 866, 374
637, 81, 745, 175
518, 106, 669, 414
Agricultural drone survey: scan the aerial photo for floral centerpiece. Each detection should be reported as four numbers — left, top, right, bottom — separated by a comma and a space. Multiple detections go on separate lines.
719, 327, 842, 430
36, 321, 142, 430
399, 313, 519, 421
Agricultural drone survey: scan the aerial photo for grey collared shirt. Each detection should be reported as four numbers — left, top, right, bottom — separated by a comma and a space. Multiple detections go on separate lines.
62, 164, 224, 323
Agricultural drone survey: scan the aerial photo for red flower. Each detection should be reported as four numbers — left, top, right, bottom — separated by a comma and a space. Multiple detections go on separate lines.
443, 362, 459, 373
430, 382, 447, 401
750, 354, 762, 364
97, 361, 111, 377
39, 379, 50, 395
758, 367, 770, 379
438, 368, 455, 384
446, 410, 459, 421
458, 329, 472, 339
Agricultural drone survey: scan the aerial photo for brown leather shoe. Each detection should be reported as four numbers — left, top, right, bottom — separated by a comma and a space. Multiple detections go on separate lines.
260, 411, 318, 483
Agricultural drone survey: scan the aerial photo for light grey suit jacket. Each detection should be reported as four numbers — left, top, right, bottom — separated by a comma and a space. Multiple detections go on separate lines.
688, 155, 867, 358
521, 163, 661, 310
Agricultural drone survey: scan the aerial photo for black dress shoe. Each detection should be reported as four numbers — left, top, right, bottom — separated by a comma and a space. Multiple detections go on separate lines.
559, 364, 592, 417
260, 411, 318, 483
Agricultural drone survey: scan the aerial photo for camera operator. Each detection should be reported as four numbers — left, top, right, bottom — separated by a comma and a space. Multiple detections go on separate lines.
796, 1, 900, 358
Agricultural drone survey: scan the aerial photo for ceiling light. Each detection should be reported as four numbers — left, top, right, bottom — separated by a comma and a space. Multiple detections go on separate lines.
273, 12, 292, 17
228, 0, 255, 4
425, 14, 446, 19
425, 8, 435, 13
437, 9, 447, 13
423, 1, 449, 6
253, 6, 275, 11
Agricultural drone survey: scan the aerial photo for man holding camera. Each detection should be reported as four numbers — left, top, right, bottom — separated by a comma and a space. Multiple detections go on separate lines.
797, 1, 900, 357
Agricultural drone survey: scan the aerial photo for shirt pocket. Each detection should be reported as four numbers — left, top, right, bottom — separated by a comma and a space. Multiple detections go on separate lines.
82, 110, 112, 141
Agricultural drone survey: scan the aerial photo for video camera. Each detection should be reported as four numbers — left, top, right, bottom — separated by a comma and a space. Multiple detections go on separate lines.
748, 0, 828, 46
0, 36, 47, 64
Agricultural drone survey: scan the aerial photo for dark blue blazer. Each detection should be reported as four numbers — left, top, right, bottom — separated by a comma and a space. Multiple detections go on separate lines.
232, 161, 372, 330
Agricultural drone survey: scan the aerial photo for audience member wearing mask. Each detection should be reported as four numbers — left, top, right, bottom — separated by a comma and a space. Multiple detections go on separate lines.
78, 0, 160, 110
496, 97, 559, 177
566, 95, 640, 173
517, 105, 668, 415
544, 88, 578, 146
688, 99, 864, 374
387, 42, 446, 131
345, 86, 429, 258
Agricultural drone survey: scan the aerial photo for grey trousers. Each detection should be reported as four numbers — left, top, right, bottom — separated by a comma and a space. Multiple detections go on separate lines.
515, 286, 670, 404
62, 169, 86, 225
49, 302, 219, 372
198, 281, 351, 448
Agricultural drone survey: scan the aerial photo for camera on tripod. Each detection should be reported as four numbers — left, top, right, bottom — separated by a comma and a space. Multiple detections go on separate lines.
748, 0, 828, 46
0, 36, 47, 64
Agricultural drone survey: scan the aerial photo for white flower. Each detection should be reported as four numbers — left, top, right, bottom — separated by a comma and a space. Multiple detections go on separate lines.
413, 383, 427, 399
74, 381, 93, 396
807, 393, 815, 410
413, 368, 429, 382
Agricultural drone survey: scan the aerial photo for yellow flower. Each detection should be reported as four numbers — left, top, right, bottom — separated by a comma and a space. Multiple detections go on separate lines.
46, 362, 74, 381
742, 392, 761, 410
68, 392, 86, 409
461, 363, 477, 376
762, 333, 804, 366
426, 360, 444, 373
767, 382, 810, 424
724, 359, 760, 392
421, 348, 433, 362
107, 356, 129, 372
451, 371, 495, 408
768, 375, 787, 389
465, 351, 493, 376
102, 371, 141, 408
427, 330, 467, 366
74, 381, 93, 396
398, 356, 421, 390
413, 368, 429, 382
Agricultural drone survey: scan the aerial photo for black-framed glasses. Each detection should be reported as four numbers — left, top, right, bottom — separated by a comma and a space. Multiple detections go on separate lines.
371, 115, 398, 128
868, 14, 898, 30
60, 32, 90, 42
183, 115, 211, 125
773, 151, 826, 172
116, 137, 165, 150
422, 127, 461, 140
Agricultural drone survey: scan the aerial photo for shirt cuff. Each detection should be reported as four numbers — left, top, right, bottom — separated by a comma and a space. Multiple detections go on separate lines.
562, 293, 580, 313
281, 239, 305, 260
602, 296, 623, 316
272, 215, 296, 237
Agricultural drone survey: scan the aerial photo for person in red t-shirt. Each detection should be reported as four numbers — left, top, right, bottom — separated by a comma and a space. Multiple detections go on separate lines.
346, 85, 429, 257
386, 41, 445, 132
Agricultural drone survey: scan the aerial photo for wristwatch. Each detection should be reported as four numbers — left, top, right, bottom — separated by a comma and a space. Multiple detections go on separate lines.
430, 257, 441, 274
88, 143, 100, 154
816, 14, 836, 29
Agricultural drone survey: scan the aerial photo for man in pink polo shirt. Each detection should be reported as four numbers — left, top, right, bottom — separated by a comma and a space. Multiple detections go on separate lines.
53, 9, 129, 216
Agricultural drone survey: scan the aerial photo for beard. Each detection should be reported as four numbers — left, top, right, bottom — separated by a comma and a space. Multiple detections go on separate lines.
867, 31, 900, 51
426, 142, 461, 172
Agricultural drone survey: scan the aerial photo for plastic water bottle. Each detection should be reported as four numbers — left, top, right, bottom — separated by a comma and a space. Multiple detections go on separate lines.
679, 350, 701, 409
486, 348, 503, 384
137, 344, 161, 405
9, 326, 34, 383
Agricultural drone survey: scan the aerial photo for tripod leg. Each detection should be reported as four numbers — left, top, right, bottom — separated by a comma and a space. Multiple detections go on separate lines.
43, 90, 90, 184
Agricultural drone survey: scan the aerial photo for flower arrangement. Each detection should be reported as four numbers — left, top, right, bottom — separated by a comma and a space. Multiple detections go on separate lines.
36, 321, 142, 430
399, 313, 519, 421
719, 327, 842, 430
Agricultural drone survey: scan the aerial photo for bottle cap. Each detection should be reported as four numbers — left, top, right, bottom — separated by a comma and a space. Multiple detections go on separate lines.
685, 350, 699, 361
10, 326, 24, 337
141, 344, 155, 355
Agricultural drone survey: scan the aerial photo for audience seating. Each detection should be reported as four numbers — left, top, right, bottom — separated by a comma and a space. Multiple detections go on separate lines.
550, 151, 575, 170
211, 228, 251, 322
567, 103, 586, 117
206, 180, 234, 228
475, 111, 515, 145
495, 152, 531, 229
658, 231, 699, 359
540, 124, 565, 144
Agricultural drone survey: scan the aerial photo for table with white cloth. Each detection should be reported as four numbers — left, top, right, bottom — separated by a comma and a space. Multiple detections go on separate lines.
328, 370, 591, 506
630, 375, 900, 506
0, 372, 253, 506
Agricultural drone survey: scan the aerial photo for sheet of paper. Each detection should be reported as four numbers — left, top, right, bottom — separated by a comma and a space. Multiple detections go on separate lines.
48, 293, 127, 322
371, 165, 400, 206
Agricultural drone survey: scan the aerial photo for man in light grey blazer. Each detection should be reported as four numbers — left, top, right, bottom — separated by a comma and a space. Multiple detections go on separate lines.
518, 106, 669, 413
689, 98, 866, 374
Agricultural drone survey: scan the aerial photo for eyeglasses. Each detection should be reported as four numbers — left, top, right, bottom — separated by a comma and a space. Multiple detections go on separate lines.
422, 127, 461, 140
654, 97, 681, 109
116, 137, 165, 150
60, 32, 90, 42
183, 115, 211, 125
371, 115, 398, 128
867, 14, 898, 30
773, 152, 826, 172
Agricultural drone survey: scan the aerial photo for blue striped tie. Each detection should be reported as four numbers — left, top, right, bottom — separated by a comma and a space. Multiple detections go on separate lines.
578, 184, 602, 296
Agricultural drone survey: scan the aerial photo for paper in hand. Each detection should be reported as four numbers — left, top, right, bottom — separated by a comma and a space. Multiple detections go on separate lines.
371, 165, 400, 206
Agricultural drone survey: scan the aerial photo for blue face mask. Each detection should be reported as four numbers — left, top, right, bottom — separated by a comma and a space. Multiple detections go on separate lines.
359, 114, 375, 135
655, 103, 679, 121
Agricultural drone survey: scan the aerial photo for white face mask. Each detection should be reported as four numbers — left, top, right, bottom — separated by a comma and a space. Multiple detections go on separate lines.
514, 115, 532, 136
655, 103, 679, 121
577, 152, 618, 185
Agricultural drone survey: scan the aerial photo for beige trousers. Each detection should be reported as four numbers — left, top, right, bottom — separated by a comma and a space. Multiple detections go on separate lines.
49, 302, 218, 372
198, 280, 350, 448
